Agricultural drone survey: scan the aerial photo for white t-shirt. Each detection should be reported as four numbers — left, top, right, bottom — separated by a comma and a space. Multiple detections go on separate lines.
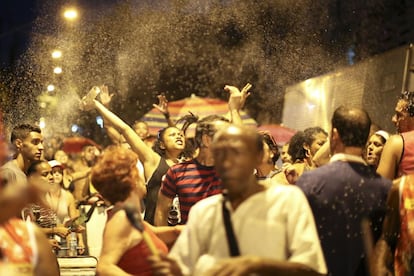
170, 185, 327, 275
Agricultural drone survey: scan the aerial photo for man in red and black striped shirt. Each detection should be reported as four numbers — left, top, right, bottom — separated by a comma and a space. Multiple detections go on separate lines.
154, 83, 251, 226
154, 115, 229, 225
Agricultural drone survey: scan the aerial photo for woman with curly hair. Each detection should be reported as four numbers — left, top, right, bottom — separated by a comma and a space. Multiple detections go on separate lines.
92, 145, 181, 276
255, 131, 289, 185
287, 127, 328, 183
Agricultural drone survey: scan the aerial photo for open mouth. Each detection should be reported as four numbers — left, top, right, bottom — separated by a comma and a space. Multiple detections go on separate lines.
176, 139, 183, 145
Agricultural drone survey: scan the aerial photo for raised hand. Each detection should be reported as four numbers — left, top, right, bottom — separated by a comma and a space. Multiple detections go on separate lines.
239, 83, 252, 109
98, 85, 114, 107
153, 94, 170, 116
224, 83, 252, 111
80, 86, 101, 111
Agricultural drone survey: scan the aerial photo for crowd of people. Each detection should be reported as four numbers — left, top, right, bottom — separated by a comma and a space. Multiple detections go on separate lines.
1, 84, 414, 275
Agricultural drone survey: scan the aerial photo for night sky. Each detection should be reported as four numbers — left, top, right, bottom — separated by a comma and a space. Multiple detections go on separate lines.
0, 0, 37, 69
1, 1, 413, 71
1, 0, 414, 143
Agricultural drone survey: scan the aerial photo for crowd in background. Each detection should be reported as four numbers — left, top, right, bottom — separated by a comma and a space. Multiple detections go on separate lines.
1, 85, 414, 276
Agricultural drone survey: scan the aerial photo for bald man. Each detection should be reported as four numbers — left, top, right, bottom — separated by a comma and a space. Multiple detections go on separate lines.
150, 124, 327, 276
297, 106, 391, 276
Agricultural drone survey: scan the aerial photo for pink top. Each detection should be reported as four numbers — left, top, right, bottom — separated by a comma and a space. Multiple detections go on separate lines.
399, 131, 414, 176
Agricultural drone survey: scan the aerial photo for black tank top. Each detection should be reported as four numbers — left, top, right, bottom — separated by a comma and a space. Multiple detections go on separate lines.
143, 158, 170, 225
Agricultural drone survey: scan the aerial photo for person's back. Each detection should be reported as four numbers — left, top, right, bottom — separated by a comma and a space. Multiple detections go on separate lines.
297, 106, 392, 276
298, 160, 390, 275
106, 208, 168, 275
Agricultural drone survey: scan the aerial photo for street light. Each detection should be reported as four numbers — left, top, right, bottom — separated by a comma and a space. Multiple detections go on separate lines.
51, 50, 62, 59
47, 84, 55, 92
63, 8, 78, 21
53, 67, 62, 74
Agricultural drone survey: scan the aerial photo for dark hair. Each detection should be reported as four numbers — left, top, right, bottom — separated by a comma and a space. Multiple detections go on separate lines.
400, 91, 414, 117
27, 160, 48, 176
194, 115, 229, 148
152, 126, 185, 157
11, 124, 41, 144
262, 132, 280, 165
303, 127, 327, 146
288, 131, 306, 162
175, 112, 199, 133
332, 106, 371, 147
91, 145, 138, 204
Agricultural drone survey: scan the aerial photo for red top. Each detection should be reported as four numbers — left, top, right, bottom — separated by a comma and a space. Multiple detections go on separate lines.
107, 209, 168, 276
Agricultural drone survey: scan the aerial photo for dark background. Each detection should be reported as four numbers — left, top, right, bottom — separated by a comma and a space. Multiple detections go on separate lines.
1, 0, 414, 145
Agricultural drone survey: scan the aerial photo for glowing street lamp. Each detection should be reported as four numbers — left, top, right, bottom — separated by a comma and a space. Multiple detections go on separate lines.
47, 84, 55, 92
51, 50, 62, 59
63, 8, 78, 21
53, 67, 62, 74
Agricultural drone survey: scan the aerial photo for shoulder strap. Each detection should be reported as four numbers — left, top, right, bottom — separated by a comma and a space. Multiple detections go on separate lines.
222, 199, 240, 256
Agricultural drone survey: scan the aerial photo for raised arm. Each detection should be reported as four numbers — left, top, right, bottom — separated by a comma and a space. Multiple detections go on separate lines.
82, 86, 160, 180
224, 83, 251, 126
376, 134, 403, 180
